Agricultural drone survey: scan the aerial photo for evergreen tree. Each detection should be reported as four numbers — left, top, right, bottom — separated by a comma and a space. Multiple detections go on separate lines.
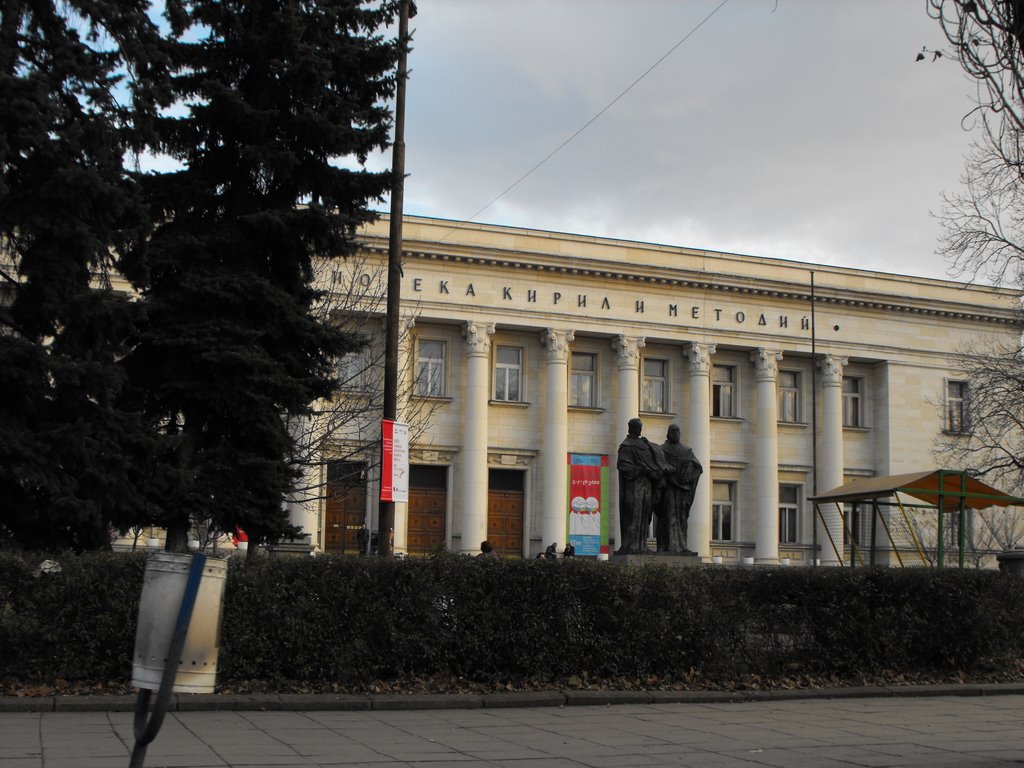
0, 2, 157, 551
121, 0, 400, 551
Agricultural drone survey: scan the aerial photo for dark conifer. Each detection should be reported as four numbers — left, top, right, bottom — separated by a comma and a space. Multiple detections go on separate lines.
0, 2, 157, 551
121, 0, 400, 550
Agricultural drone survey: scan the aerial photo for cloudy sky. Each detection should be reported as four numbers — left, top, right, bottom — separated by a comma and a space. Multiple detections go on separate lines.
371, 1, 982, 282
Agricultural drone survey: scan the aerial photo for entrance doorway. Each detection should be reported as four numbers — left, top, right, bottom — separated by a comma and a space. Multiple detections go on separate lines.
325, 461, 366, 554
487, 469, 525, 557
407, 465, 447, 555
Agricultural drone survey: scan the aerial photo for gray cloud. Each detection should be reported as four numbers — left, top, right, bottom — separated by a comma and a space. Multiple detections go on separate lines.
383, 0, 977, 281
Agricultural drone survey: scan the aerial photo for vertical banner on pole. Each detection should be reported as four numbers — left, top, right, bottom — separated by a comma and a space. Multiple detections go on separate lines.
380, 420, 409, 503
567, 454, 609, 556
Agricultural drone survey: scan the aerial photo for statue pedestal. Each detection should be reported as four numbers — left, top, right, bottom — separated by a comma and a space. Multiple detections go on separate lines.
609, 552, 702, 568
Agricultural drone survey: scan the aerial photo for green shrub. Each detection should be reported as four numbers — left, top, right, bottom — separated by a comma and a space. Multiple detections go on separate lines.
3, 551, 1024, 691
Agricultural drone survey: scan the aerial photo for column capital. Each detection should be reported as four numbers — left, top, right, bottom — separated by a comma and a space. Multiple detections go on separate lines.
541, 328, 575, 363
612, 335, 645, 369
750, 348, 783, 382
463, 321, 495, 357
687, 342, 717, 375
818, 353, 849, 386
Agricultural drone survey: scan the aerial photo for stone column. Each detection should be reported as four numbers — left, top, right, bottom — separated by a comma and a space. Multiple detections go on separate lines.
751, 348, 783, 564
392, 318, 416, 555
686, 342, 716, 560
460, 321, 494, 555
541, 328, 574, 550
818, 354, 848, 566
284, 413, 320, 550
610, 335, 645, 552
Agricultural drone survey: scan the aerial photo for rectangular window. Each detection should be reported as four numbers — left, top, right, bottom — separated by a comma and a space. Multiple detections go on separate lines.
847, 502, 872, 549
570, 352, 596, 408
495, 345, 523, 402
415, 339, 446, 397
778, 370, 800, 423
842, 376, 862, 427
712, 481, 734, 541
641, 358, 667, 413
712, 365, 736, 418
779, 484, 800, 544
946, 380, 968, 433
336, 350, 365, 391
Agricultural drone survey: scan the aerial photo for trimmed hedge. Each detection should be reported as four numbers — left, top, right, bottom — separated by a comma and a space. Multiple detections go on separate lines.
2, 551, 1024, 690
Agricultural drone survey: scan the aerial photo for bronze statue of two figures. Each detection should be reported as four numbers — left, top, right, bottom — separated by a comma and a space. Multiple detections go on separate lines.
616, 419, 703, 556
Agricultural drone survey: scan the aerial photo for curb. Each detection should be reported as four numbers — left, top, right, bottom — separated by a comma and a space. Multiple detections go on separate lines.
5, 683, 1024, 713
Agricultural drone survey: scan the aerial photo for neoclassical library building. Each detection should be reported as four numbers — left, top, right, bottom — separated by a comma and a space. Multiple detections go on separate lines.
301, 215, 1020, 565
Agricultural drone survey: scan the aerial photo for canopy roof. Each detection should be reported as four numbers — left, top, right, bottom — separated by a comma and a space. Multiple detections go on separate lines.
809, 470, 1024, 511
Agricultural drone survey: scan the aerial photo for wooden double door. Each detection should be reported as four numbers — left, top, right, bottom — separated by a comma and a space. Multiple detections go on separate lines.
407, 465, 447, 555
324, 461, 367, 554
487, 469, 524, 557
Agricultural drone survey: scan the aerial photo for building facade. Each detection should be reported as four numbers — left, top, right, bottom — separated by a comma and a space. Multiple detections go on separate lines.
300, 215, 1020, 565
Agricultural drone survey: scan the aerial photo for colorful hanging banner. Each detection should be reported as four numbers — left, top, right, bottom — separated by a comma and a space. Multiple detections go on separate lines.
380, 420, 409, 503
567, 453, 609, 556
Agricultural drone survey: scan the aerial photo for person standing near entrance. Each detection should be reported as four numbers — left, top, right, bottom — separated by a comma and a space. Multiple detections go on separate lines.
356, 523, 369, 555
477, 540, 499, 558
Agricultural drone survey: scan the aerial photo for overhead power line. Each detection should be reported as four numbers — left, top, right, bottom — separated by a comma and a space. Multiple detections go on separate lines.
440, 0, 732, 240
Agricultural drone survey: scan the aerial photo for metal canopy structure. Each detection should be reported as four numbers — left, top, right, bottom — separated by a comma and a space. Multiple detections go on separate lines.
808, 470, 1024, 568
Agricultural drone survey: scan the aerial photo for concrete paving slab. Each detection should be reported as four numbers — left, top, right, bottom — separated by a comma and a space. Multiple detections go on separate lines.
3, 691, 1024, 767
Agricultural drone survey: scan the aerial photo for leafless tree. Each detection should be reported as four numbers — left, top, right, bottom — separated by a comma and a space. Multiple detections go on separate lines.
929, 0, 1024, 284
926, 3, 1024, 555
284, 249, 441, 509
932, 338, 1024, 552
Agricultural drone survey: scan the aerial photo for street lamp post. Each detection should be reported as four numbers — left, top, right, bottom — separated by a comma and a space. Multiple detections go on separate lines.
379, 0, 415, 557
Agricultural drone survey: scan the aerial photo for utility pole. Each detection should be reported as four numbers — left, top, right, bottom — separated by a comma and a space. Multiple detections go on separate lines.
379, 0, 415, 557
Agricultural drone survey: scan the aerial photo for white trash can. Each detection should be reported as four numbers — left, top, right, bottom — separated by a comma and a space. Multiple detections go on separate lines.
131, 553, 228, 694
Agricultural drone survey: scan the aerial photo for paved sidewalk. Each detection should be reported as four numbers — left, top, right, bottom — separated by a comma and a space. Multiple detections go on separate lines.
1, 691, 1023, 768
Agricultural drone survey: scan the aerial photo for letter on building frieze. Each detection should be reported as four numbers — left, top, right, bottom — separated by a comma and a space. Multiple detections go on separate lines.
818, 354, 849, 386
612, 335, 645, 369
687, 342, 717, 375
541, 329, 575, 363
463, 321, 495, 357
750, 348, 783, 382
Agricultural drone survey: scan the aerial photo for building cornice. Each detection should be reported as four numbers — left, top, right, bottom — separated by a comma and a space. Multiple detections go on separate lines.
358, 237, 1021, 327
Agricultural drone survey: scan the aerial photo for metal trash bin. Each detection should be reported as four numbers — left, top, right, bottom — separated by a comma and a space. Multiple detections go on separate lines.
131, 553, 228, 694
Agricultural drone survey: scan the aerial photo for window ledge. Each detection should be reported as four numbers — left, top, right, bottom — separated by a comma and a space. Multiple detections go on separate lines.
568, 406, 605, 414
639, 410, 676, 418
489, 399, 531, 408
842, 425, 871, 433
711, 416, 744, 423
778, 421, 809, 428
412, 395, 453, 403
